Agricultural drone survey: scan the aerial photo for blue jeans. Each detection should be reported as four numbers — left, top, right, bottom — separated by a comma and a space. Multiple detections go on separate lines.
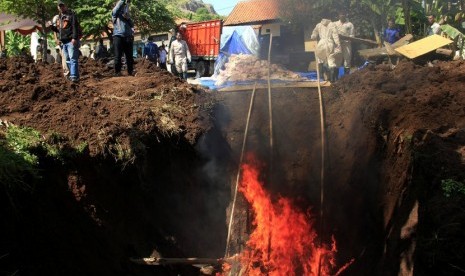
62, 40, 80, 80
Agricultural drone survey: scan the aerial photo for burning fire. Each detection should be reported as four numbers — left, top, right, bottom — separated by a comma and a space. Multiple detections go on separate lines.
236, 158, 338, 276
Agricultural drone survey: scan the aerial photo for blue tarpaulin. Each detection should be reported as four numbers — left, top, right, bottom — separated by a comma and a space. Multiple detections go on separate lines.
212, 26, 259, 77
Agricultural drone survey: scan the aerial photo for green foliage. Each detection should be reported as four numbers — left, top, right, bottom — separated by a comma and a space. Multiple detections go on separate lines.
5, 125, 41, 165
73, 0, 116, 38
0, 144, 37, 198
441, 179, 465, 198
74, 0, 175, 38
440, 24, 464, 39
0, 126, 41, 205
131, 0, 175, 36
191, 7, 221, 22
4, 30, 31, 57
75, 142, 88, 154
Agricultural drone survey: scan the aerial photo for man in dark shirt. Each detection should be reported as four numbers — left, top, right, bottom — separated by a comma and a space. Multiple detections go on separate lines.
144, 37, 159, 63
112, 0, 134, 76
51, 0, 80, 82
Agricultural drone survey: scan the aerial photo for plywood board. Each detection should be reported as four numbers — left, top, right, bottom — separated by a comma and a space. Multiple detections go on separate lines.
304, 41, 317, 52
395, 35, 453, 59
219, 81, 331, 92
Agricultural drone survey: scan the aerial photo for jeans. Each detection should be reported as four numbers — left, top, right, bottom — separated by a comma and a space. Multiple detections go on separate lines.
62, 40, 80, 80
113, 35, 134, 74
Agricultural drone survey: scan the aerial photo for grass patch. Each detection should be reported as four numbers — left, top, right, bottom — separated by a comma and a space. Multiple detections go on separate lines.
441, 179, 465, 198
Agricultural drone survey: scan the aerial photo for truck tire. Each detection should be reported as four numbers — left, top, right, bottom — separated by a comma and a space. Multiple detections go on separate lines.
195, 60, 209, 77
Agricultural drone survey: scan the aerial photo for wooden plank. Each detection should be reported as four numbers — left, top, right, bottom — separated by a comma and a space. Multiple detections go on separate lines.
358, 34, 413, 59
218, 81, 331, 92
131, 257, 221, 266
391, 34, 413, 48
395, 34, 453, 59
339, 35, 378, 46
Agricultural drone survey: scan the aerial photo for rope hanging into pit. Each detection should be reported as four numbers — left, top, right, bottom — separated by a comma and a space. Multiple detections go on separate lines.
315, 58, 327, 276
224, 83, 258, 258
266, 33, 274, 265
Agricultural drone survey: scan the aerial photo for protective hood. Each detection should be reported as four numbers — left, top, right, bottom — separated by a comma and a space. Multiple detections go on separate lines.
321, 19, 331, 26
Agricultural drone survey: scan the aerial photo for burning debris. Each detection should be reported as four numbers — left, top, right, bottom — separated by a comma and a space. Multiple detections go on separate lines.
215, 54, 305, 86
223, 158, 340, 276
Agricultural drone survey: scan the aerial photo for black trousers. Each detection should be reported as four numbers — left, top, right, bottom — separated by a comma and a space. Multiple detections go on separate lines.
113, 35, 134, 74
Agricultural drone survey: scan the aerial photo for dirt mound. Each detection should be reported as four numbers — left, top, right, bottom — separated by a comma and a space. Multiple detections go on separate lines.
0, 56, 212, 159
324, 60, 465, 275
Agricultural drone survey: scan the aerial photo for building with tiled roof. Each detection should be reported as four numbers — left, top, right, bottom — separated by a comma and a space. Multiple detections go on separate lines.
224, 0, 279, 26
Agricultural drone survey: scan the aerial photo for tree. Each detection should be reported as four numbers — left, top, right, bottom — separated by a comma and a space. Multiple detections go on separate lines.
74, 0, 175, 40
0, 0, 57, 57
191, 7, 221, 22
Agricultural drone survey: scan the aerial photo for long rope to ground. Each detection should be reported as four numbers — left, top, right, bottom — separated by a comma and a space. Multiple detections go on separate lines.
266, 34, 274, 265
315, 62, 327, 276
224, 83, 258, 258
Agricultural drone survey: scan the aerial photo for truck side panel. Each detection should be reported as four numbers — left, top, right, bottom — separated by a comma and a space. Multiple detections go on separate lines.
182, 20, 222, 60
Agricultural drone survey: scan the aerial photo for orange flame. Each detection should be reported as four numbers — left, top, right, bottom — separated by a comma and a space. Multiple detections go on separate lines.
237, 160, 337, 276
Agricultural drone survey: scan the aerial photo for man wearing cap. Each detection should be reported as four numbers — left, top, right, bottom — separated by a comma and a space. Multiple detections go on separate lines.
169, 32, 191, 80
112, 0, 135, 76
52, 0, 80, 82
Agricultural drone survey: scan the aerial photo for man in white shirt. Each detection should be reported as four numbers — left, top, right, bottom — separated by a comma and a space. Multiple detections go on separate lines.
427, 15, 441, 36
334, 11, 354, 75
169, 32, 191, 79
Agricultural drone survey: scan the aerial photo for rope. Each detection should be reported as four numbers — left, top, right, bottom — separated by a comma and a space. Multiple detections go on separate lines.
267, 34, 274, 170
315, 62, 327, 276
224, 83, 258, 258
266, 33, 274, 266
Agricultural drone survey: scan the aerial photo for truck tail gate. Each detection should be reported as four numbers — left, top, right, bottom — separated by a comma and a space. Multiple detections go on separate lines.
183, 20, 222, 60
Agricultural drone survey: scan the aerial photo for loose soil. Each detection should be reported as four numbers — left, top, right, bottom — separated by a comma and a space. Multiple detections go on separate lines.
1, 57, 465, 275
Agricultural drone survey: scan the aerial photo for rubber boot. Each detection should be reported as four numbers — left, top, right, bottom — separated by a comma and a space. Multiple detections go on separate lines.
333, 67, 339, 81
328, 67, 335, 82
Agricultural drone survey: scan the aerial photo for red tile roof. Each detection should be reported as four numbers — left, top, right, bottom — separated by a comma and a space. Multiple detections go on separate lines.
224, 0, 280, 26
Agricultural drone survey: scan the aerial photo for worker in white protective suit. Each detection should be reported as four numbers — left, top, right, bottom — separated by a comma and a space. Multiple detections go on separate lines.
334, 11, 354, 75
169, 32, 191, 79
311, 18, 342, 82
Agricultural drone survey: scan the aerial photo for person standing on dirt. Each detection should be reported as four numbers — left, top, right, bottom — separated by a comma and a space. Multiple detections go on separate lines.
384, 19, 401, 44
168, 28, 178, 75
55, 48, 62, 64
144, 37, 159, 64
334, 11, 354, 75
311, 17, 342, 82
46, 49, 55, 64
159, 45, 168, 70
51, 0, 80, 82
169, 32, 191, 80
427, 15, 441, 36
49, 14, 70, 77
112, 0, 135, 76
94, 38, 108, 60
